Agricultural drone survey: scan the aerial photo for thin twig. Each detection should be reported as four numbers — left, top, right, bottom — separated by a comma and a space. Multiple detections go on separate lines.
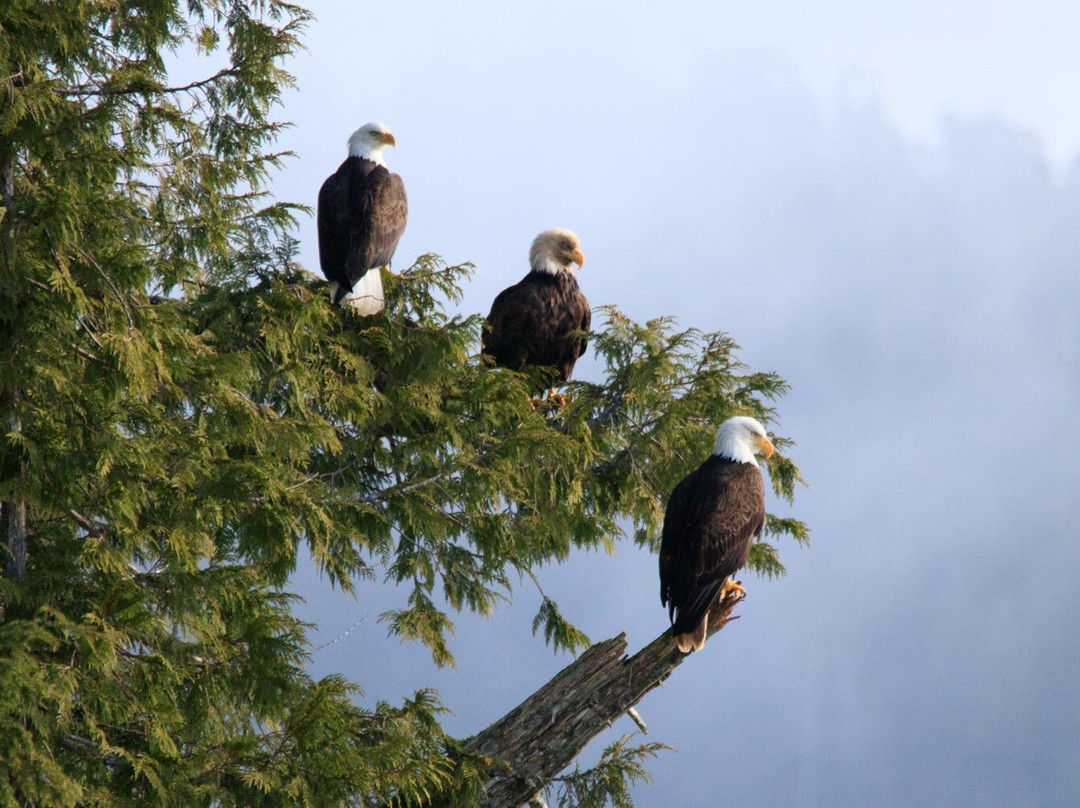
55, 67, 241, 98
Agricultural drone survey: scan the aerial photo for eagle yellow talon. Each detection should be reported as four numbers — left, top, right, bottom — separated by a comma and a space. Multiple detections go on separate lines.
548, 389, 568, 409
719, 578, 746, 600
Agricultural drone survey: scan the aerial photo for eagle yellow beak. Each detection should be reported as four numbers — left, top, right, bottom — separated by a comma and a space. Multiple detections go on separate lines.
380, 132, 397, 147
754, 435, 775, 458
572, 248, 586, 268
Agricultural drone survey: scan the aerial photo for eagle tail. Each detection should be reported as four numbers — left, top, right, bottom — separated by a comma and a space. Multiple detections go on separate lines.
670, 578, 724, 636
673, 612, 709, 654
333, 268, 385, 315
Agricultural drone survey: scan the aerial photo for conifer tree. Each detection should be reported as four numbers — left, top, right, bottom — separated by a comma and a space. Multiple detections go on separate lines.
0, 2, 806, 806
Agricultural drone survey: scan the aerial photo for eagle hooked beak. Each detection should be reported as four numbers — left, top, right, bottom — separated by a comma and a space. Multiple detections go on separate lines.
572, 248, 586, 268
380, 132, 397, 147
754, 435, 775, 458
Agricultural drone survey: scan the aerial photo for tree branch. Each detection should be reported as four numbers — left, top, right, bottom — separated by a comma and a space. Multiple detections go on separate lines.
465, 591, 744, 808
55, 67, 241, 98
61, 734, 124, 771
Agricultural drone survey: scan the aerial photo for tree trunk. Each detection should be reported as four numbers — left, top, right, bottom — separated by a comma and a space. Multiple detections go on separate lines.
1, 150, 26, 583
1, 468, 26, 581
466, 592, 743, 808
0, 152, 12, 212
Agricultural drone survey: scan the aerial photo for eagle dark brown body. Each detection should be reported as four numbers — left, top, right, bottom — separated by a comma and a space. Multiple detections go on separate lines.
317, 155, 407, 304
659, 453, 766, 650
482, 269, 591, 384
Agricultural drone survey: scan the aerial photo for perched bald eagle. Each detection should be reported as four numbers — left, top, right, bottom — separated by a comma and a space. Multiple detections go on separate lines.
659, 416, 774, 653
482, 229, 590, 404
317, 122, 408, 315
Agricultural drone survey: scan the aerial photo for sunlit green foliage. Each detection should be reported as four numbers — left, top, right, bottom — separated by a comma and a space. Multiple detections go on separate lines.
549, 735, 672, 808
0, 1, 806, 805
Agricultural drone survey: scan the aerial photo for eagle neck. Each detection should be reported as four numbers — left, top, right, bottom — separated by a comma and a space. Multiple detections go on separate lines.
347, 135, 388, 166
524, 269, 577, 290
713, 441, 758, 467
530, 255, 577, 276
339, 156, 383, 182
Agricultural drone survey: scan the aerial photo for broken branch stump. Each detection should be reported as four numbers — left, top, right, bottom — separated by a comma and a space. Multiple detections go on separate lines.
466, 592, 743, 808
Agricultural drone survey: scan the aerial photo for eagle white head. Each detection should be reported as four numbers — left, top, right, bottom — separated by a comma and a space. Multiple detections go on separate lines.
347, 121, 397, 166
529, 228, 586, 275
713, 416, 775, 466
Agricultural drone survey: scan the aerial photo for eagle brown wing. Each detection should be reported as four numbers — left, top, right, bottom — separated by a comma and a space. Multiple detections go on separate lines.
659, 455, 765, 635
317, 165, 353, 285
561, 288, 591, 379
345, 168, 407, 285
482, 281, 533, 371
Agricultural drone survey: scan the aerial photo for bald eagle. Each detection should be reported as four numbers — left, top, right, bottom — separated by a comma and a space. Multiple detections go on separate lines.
317, 122, 408, 315
659, 416, 774, 653
482, 229, 590, 404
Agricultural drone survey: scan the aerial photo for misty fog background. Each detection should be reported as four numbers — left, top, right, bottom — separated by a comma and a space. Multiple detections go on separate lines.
237, 2, 1079, 804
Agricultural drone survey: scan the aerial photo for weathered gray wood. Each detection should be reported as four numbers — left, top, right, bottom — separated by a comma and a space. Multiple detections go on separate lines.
466, 591, 744, 808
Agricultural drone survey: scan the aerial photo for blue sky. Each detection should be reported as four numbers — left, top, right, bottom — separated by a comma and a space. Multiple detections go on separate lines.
238, 2, 1080, 804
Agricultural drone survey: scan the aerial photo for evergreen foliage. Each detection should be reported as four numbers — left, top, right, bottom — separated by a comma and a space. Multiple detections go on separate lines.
549, 735, 672, 808
0, 1, 807, 804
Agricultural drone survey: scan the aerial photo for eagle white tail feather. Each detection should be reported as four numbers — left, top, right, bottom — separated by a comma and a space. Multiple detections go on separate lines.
332, 269, 385, 316
692, 614, 708, 651
674, 613, 709, 654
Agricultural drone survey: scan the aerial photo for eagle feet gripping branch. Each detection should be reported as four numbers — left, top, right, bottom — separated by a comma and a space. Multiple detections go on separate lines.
719, 577, 746, 601
527, 386, 570, 410
547, 389, 568, 409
